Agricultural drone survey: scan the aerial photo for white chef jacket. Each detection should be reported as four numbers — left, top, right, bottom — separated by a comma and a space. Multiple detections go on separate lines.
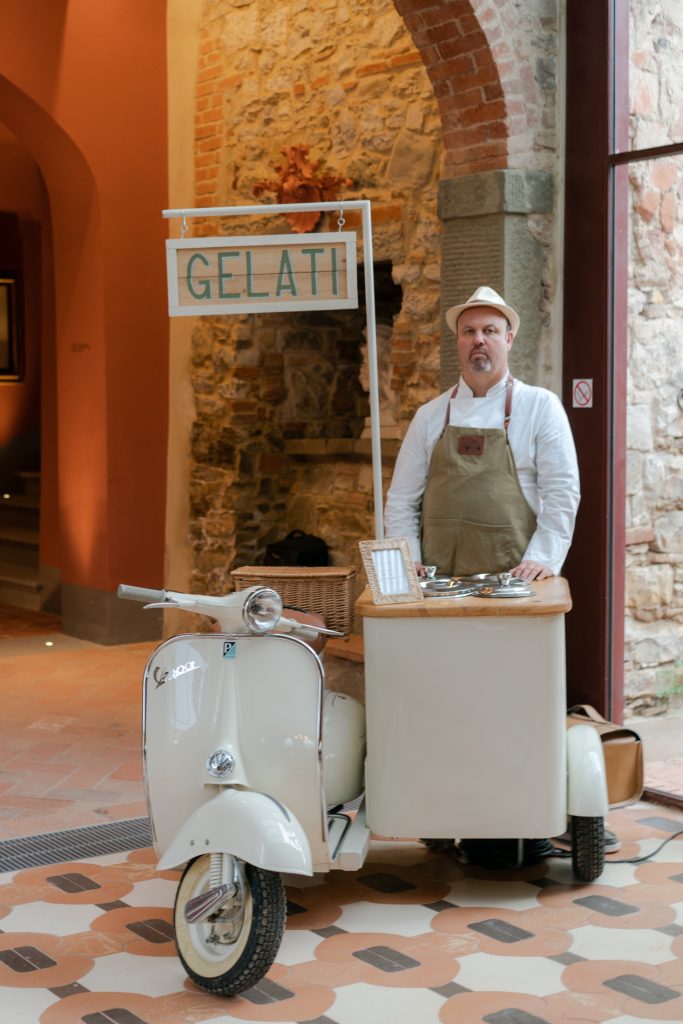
385, 375, 580, 575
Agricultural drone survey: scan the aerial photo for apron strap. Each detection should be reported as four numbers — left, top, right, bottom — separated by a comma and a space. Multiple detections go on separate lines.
444, 384, 459, 428
445, 375, 515, 434
504, 374, 513, 437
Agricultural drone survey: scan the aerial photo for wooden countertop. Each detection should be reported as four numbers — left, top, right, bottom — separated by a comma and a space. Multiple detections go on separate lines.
355, 576, 572, 618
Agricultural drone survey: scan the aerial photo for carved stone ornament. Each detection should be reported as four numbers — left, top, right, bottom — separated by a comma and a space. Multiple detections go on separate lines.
253, 145, 353, 233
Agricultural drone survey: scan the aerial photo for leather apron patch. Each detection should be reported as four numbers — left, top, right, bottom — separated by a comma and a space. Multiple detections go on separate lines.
457, 434, 485, 456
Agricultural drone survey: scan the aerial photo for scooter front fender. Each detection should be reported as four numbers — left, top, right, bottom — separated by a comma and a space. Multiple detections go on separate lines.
567, 723, 609, 818
156, 788, 313, 875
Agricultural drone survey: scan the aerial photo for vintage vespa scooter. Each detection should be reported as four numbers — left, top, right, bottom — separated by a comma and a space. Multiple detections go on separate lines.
118, 582, 368, 996
118, 576, 609, 997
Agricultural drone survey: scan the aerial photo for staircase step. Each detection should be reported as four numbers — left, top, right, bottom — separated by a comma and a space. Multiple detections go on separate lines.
0, 561, 42, 611
0, 525, 40, 565
0, 494, 40, 530
0, 493, 39, 510
0, 561, 41, 589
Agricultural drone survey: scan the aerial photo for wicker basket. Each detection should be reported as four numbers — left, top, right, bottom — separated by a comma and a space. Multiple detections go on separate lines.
231, 565, 357, 635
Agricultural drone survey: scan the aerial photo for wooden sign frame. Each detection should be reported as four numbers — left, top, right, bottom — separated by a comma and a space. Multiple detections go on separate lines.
166, 232, 358, 317
359, 538, 424, 605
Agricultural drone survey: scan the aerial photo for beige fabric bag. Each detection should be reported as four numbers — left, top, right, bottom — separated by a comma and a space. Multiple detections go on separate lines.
567, 704, 644, 807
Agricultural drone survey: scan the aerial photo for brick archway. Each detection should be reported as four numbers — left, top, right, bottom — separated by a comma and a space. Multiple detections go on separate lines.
394, 0, 531, 176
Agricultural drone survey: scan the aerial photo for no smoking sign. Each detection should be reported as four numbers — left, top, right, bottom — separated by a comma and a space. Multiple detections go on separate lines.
572, 378, 593, 408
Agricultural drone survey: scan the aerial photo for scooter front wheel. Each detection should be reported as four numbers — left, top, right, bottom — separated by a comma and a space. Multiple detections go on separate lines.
174, 855, 286, 995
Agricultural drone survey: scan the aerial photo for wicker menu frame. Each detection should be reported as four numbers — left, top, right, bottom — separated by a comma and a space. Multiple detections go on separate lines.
359, 538, 424, 605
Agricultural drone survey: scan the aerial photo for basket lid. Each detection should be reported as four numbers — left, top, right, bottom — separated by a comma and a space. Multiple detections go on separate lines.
231, 565, 356, 580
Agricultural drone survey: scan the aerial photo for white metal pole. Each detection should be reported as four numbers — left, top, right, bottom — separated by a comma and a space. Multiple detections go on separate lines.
360, 202, 384, 539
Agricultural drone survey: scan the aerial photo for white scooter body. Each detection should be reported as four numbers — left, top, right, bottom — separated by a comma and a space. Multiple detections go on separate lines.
143, 629, 367, 877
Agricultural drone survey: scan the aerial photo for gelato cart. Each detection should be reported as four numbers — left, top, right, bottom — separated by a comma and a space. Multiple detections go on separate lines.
357, 575, 608, 876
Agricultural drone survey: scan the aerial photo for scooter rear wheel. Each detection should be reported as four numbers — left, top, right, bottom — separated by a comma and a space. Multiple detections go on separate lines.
571, 815, 605, 882
174, 855, 286, 995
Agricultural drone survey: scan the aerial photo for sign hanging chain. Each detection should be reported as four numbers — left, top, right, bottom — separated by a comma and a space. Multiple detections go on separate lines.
337, 202, 345, 231
180, 211, 189, 239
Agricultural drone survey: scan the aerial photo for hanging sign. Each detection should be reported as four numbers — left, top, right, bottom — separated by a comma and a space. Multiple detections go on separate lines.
166, 232, 358, 317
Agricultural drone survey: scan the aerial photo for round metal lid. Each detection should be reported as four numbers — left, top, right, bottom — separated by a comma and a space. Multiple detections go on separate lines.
462, 573, 529, 588
419, 576, 452, 588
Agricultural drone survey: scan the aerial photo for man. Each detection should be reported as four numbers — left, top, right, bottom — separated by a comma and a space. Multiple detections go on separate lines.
385, 286, 580, 582
386, 286, 620, 858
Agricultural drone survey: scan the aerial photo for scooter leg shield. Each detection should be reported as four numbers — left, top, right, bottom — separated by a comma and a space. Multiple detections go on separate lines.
157, 788, 313, 875
322, 690, 366, 808
567, 723, 609, 818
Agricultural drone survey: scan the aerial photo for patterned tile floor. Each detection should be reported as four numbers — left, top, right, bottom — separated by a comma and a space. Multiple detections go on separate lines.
2, 807, 683, 1023
2, 605, 683, 1021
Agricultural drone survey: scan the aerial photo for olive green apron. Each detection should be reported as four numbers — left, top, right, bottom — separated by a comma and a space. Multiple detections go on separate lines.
421, 376, 537, 576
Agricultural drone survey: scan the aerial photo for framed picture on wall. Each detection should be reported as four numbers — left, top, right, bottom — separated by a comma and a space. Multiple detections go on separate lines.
0, 275, 22, 381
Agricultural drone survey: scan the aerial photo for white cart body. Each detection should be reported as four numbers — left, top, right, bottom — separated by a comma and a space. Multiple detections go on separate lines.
358, 577, 578, 841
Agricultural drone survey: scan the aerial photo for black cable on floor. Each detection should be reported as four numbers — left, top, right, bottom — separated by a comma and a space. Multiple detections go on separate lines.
597, 827, 683, 865
549, 828, 683, 864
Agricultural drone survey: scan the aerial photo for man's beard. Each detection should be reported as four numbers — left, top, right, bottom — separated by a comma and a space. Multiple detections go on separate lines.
469, 351, 492, 372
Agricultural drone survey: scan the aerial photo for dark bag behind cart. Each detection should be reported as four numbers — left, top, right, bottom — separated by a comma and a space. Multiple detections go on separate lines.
264, 529, 329, 567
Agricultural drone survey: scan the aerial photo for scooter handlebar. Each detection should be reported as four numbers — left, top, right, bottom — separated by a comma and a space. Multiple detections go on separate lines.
117, 584, 166, 604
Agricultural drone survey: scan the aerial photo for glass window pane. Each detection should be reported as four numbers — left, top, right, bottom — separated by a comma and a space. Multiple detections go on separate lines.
624, 154, 683, 795
625, 2, 683, 150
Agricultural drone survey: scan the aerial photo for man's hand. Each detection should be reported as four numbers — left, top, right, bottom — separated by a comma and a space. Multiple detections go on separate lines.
510, 560, 553, 581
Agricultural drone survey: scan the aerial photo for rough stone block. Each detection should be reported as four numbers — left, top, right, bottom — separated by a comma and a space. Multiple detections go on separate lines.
626, 450, 643, 495
626, 526, 655, 546
626, 564, 674, 610
438, 169, 554, 220
627, 405, 654, 451
387, 131, 436, 189
654, 510, 683, 554
628, 619, 682, 668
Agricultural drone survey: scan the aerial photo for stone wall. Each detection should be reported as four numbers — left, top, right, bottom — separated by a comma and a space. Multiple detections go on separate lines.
188, 0, 445, 595
624, 1, 683, 704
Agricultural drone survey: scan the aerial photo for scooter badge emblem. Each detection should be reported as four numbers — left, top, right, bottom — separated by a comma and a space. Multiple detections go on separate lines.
153, 660, 198, 688
206, 749, 235, 777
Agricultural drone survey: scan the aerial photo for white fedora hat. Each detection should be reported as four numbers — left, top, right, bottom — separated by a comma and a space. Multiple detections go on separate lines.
445, 286, 520, 338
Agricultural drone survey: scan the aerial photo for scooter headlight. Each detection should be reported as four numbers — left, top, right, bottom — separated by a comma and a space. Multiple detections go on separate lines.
242, 587, 283, 633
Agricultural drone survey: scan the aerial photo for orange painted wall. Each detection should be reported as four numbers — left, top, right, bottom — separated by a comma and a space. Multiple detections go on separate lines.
0, 0, 168, 590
